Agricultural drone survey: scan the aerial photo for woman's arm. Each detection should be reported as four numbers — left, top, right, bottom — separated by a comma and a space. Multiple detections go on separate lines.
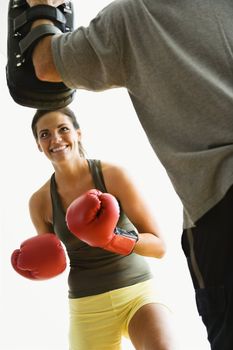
29, 184, 54, 234
103, 163, 166, 259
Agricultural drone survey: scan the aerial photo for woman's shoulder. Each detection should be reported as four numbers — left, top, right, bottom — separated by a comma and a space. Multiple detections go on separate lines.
100, 160, 127, 178
29, 179, 51, 210
100, 160, 133, 193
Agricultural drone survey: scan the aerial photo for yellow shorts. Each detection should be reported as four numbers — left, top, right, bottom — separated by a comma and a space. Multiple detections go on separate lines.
69, 279, 168, 350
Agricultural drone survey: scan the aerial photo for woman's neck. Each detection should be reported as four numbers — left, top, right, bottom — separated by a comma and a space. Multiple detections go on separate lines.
53, 157, 88, 183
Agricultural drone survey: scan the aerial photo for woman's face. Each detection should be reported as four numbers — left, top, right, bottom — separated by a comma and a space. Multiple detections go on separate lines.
36, 111, 81, 163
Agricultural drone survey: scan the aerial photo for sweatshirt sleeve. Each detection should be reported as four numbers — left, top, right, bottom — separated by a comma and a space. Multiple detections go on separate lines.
51, 3, 125, 91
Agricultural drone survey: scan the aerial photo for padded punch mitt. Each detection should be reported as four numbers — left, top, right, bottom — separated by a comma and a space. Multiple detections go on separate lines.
6, 0, 76, 109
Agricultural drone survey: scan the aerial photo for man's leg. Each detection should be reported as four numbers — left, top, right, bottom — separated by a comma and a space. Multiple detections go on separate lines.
182, 185, 233, 350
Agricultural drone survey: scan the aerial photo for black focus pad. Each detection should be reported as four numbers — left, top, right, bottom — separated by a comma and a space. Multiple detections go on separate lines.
6, 0, 76, 109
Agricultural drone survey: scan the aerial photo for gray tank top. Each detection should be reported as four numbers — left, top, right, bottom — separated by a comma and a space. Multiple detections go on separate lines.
50, 159, 152, 298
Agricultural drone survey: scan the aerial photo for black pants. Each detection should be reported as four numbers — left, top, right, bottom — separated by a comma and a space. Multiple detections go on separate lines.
182, 185, 233, 350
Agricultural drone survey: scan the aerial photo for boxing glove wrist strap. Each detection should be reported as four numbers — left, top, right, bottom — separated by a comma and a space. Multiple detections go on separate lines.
114, 227, 139, 242
103, 228, 139, 256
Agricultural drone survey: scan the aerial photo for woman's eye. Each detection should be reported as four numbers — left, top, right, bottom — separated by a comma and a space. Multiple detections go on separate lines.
60, 127, 69, 132
40, 132, 48, 139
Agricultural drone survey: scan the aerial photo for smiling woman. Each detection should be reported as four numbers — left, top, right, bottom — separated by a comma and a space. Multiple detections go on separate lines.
32, 107, 85, 159
19, 106, 179, 350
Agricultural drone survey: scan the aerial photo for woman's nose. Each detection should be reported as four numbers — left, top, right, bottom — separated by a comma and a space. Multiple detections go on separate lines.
51, 132, 62, 142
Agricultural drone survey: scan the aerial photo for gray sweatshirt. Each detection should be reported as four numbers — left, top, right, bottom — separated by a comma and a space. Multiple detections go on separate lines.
52, 0, 233, 228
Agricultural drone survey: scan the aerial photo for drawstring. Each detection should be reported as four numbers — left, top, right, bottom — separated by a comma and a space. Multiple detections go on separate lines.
187, 228, 205, 289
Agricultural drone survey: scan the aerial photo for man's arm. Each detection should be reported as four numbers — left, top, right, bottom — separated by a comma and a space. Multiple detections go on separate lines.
27, 0, 64, 5
31, 28, 61, 82
26, 0, 64, 81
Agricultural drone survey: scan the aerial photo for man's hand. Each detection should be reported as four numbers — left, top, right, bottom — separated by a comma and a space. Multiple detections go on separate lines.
26, 0, 65, 7
6, 0, 75, 107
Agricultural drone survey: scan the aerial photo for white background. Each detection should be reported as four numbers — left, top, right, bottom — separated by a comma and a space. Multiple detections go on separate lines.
0, 1, 210, 349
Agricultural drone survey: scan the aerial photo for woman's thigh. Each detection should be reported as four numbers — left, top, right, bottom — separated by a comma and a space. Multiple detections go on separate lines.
69, 295, 122, 350
128, 303, 178, 350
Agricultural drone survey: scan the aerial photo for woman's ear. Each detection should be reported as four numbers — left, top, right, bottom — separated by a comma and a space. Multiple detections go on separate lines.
77, 128, 82, 140
37, 142, 43, 152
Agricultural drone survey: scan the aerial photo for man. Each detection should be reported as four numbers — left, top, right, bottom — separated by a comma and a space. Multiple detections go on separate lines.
23, 1, 233, 348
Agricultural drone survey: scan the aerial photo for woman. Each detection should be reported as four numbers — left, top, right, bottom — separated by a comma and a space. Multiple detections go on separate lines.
29, 106, 177, 350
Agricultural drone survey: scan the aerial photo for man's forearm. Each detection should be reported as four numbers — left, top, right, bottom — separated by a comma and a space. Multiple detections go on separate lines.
25, 2, 64, 82
27, 0, 65, 6
32, 33, 62, 82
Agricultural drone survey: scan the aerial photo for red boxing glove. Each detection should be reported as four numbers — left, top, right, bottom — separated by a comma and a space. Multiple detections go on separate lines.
11, 233, 66, 280
66, 189, 138, 255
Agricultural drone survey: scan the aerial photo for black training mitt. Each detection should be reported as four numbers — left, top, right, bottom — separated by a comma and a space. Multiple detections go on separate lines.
6, 0, 76, 109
